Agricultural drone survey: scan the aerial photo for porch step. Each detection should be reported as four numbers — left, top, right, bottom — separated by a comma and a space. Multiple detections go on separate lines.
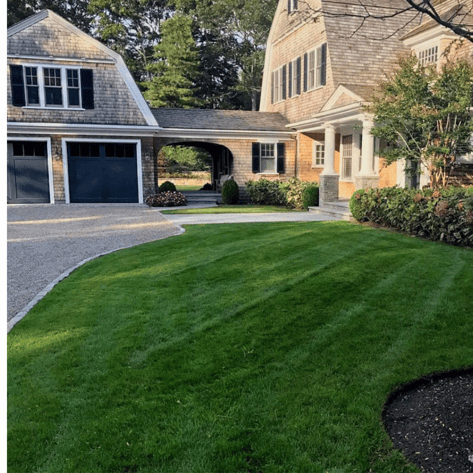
308, 199, 352, 221
181, 191, 221, 205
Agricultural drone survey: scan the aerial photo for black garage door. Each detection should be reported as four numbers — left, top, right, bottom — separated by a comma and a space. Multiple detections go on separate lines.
7, 141, 50, 204
68, 142, 139, 203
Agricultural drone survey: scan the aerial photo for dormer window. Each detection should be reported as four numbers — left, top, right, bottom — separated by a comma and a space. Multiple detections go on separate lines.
10, 64, 94, 109
288, 0, 298, 13
417, 45, 438, 66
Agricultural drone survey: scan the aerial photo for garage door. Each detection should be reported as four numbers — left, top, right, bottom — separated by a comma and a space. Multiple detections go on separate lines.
7, 141, 50, 204
67, 142, 139, 203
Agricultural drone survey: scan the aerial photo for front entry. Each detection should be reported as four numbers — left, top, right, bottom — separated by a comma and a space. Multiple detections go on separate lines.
7, 141, 50, 204
67, 142, 139, 203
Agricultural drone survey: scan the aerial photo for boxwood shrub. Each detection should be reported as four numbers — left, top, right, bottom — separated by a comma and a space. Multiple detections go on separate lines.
222, 179, 239, 205
302, 185, 319, 209
159, 181, 177, 192
350, 186, 473, 247
246, 179, 287, 206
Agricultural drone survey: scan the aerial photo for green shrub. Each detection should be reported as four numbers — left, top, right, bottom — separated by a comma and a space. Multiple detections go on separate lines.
222, 179, 239, 205
302, 185, 319, 209
246, 179, 287, 206
159, 181, 177, 192
200, 183, 213, 191
349, 186, 473, 247
281, 178, 319, 210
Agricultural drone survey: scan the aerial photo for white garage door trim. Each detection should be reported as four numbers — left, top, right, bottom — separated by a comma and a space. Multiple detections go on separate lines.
62, 138, 143, 204
8, 136, 54, 204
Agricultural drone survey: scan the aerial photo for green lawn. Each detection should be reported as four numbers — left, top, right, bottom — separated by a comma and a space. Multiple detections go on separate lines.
161, 205, 304, 214
175, 184, 203, 191
8, 222, 473, 473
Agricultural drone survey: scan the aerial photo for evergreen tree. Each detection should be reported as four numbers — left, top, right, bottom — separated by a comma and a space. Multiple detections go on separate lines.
143, 15, 202, 108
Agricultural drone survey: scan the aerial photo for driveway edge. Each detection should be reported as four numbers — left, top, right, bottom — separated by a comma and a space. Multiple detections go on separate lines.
7, 222, 186, 333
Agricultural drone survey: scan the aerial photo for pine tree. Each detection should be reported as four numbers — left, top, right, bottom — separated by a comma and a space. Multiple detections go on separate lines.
143, 15, 202, 108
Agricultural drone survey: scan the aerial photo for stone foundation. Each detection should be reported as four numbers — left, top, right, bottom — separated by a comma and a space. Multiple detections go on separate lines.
354, 175, 380, 191
319, 174, 339, 203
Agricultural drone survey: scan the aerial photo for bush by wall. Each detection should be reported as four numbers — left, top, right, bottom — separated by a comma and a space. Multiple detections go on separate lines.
145, 191, 187, 207
159, 181, 177, 192
302, 185, 319, 209
246, 179, 287, 206
281, 178, 319, 210
222, 179, 239, 205
349, 186, 473, 247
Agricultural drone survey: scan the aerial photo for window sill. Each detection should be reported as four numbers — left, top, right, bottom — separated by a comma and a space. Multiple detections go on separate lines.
311, 166, 325, 169
306, 85, 325, 94
23, 106, 86, 111
256, 173, 279, 175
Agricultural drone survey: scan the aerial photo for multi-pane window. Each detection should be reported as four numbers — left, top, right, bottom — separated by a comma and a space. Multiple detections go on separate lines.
313, 142, 325, 167
260, 143, 276, 173
307, 44, 327, 90
291, 57, 301, 96
271, 66, 286, 103
418, 45, 438, 66
342, 135, 353, 179
288, 0, 298, 13
44, 67, 63, 106
67, 69, 81, 107
25, 66, 39, 105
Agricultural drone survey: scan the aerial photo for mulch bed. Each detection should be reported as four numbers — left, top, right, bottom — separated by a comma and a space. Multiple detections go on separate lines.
383, 368, 473, 472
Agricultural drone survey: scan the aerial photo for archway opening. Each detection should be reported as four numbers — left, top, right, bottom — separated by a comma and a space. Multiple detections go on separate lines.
157, 141, 233, 192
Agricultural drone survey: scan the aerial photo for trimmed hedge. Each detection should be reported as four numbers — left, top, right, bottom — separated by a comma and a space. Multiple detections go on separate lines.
246, 179, 287, 206
222, 179, 239, 205
159, 181, 177, 192
349, 186, 473, 247
245, 178, 319, 210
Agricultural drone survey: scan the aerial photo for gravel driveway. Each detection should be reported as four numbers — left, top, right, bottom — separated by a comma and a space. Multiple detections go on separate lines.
7, 204, 182, 329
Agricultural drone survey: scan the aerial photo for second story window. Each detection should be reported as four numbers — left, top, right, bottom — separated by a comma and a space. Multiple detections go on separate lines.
44, 67, 63, 106
417, 45, 438, 66
304, 43, 327, 91
271, 65, 287, 104
9, 64, 94, 110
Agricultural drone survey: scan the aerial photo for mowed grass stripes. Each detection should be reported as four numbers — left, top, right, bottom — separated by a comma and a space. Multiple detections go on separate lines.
8, 222, 473, 473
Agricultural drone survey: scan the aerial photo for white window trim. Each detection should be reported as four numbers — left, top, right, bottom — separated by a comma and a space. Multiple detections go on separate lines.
8, 136, 54, 203
61, 138, 143, 204
21, 63, 84, 110
288, 0, 298, 13
306, 43, 326, 92
312, 140, 325, 168
340, 134, 354, 182
414, 39, 440, 67
272, 66, 285, 104
289, 57, 300, 98
257, 140, 279, 175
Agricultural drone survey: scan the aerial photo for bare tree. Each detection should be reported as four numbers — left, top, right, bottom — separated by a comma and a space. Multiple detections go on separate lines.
289, 0, 473, 42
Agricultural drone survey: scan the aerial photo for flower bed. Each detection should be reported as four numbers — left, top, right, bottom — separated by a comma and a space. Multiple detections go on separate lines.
349, 186, 473, 247
145, 191, 187, 207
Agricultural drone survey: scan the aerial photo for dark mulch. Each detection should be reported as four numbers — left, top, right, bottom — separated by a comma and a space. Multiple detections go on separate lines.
383, 368, 473, 473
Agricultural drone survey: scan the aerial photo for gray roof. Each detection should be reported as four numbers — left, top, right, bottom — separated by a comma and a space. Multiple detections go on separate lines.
322, 0, 422, 88
402, 1, 472, 40
151, 108, 290, 132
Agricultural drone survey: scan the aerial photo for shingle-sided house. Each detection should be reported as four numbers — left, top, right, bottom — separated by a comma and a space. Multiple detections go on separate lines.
260, 0, 473, 202
7, 10, 159, 204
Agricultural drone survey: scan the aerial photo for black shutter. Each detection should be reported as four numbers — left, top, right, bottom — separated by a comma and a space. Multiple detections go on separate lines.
303, 53, 308, 92
81, 69, 94, 109
282, 65, 287, 100
288, 62, 293, 98
10, 65, 26, 107
288, 0, 291, 13
296, 57, 301, 96
293, 0, 298, 9
252, 143, 261, 173
277, 143, 285, 174
321, 43, 327, 86
271, 72, 274, 104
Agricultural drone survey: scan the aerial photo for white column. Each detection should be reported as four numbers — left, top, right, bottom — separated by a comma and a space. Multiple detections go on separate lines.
321, 124, 336, 175
360, 118, 375, 176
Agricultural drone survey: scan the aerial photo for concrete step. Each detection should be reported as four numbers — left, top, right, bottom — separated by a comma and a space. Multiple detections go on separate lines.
308, 200, 352, 221
181, 191, 221, 204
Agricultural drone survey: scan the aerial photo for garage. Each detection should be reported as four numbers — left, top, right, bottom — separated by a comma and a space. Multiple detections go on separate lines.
7, 140, 51, 204
67, 142, 139, 203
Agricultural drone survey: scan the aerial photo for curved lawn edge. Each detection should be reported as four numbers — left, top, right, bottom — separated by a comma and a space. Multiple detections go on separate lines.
7, 225, 186, 333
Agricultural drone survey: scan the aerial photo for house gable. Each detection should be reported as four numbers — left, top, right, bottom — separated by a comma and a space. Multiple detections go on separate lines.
7, 10, 158, 128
